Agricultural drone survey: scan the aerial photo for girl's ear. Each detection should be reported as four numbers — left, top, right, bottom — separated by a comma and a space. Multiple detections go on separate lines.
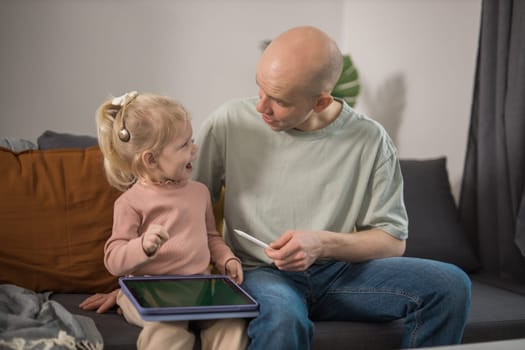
141, 151, 157, 169
312, 93, 334, 112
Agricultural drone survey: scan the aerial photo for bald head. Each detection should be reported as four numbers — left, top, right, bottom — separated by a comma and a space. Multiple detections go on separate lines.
258, 26, 343, 97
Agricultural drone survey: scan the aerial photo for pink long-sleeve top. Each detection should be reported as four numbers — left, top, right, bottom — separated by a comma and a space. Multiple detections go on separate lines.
104, 180, 236, 277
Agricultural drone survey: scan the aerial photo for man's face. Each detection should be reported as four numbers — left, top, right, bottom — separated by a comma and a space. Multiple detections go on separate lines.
255, 61, 317, 132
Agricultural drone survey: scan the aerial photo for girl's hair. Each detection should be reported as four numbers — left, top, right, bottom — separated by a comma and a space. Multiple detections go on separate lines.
95, 92, 190, 191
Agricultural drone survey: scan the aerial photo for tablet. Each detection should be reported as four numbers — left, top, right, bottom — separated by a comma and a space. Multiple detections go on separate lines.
119, 275, 259, 321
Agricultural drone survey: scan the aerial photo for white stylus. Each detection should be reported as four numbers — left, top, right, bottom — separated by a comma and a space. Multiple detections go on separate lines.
233, 229, 270, 249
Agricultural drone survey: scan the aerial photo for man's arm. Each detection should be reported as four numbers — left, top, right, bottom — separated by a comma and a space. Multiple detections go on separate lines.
265, 228, 406, 271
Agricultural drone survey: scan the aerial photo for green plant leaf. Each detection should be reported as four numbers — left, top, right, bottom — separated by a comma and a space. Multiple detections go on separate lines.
332, 54, 360, 107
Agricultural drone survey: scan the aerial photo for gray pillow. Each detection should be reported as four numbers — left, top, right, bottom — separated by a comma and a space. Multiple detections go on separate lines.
0, 137, 37, 152
37, 130, 98, 149
400, 157, 480, 273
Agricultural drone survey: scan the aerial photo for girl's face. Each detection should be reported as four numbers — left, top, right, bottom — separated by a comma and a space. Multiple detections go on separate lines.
151, 121, 198, 185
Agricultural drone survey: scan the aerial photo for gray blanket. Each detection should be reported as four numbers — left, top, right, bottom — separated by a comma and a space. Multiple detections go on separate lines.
0, 284, 103, 350
0, 138, 37, 152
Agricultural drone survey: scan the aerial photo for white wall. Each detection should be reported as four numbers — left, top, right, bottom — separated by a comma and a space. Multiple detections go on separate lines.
0, 0, 481, 198
0, 0, 341, 139
341, 0, 481, 198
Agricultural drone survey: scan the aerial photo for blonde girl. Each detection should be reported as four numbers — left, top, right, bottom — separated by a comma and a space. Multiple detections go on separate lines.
94, 91, 247, 350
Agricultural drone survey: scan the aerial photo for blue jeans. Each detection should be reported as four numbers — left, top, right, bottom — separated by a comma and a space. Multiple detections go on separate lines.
242, 257, 471, 349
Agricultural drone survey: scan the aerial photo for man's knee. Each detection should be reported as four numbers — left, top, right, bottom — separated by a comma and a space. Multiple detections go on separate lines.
440, 264, 471, 310
247, 305, 313, 349
418, 260, 472, 317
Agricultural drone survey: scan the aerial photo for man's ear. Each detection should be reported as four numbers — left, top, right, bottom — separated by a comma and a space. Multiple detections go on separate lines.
141, 151, 157, 169
312, 93, 334, 112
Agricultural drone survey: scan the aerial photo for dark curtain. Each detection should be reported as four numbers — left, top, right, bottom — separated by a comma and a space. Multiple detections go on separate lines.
459, 0, 525, 285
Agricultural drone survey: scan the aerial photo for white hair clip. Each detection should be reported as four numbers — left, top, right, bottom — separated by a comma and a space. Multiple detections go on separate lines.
112, 91, 139, 107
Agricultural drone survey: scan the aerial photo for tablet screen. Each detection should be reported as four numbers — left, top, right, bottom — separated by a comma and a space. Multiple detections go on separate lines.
121, 276, 256, 309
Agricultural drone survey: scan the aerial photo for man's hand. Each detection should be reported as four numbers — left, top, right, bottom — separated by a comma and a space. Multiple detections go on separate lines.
79, 289, 120, 314
265, 230, 324, 271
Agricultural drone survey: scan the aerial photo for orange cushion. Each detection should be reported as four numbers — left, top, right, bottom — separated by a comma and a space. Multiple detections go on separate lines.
0, 146, 121, 292
212, 186, 225, 234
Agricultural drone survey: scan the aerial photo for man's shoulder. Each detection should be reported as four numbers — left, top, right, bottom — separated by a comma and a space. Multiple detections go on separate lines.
342, 105, 391, 142
342, 105, 383, 132
203, 96, 260, 134
212, 96, 258, 118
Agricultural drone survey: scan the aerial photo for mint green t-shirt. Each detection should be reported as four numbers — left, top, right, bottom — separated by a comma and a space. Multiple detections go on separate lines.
194, 97, 408, 268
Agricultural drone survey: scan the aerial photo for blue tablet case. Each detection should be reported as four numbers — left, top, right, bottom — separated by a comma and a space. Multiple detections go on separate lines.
119, 275, 259, 321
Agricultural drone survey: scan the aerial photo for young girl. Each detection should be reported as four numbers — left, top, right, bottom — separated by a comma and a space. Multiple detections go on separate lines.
94, 91, 247, 350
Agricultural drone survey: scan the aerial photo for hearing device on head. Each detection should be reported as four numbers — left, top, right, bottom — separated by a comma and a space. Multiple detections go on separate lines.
111, 91, 139, 142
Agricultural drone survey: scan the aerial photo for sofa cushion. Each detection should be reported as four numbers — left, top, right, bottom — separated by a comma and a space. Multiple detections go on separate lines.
0, 137, 37, 152
37, 130, 98, 149
0, 146, 121, 293
400, 157, 480, 272
462, 277, 525, 343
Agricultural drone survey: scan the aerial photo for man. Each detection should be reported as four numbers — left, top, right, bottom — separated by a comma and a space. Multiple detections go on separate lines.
192, 26, 471, 349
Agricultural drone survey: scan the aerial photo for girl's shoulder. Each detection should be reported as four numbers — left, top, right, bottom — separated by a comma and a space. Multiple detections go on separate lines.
112, 185, 143, 214
187, 180, 210, 195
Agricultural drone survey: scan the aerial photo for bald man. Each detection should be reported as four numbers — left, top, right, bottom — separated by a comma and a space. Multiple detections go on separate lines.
193, 26, 471, 349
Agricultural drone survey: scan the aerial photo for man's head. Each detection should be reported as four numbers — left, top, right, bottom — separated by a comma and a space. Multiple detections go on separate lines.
255, 26, 343, 131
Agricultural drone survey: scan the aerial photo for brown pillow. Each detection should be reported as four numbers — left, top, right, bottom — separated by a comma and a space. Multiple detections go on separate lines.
212, 186, 225, 234
0, 146, 121, 292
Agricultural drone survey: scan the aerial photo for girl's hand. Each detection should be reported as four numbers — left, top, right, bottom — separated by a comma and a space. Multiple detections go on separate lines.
225, 258, 244, 284
142, 224, 170, 256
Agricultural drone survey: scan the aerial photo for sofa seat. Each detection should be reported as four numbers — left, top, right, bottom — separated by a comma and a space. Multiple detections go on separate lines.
51, 275, 525, 350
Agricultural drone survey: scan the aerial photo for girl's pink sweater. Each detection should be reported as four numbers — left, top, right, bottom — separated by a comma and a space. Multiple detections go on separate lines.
104, 180, 236, 277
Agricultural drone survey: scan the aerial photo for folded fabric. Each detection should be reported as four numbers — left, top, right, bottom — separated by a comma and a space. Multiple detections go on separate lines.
0, 137, 37, 152
0, 284, 103, 350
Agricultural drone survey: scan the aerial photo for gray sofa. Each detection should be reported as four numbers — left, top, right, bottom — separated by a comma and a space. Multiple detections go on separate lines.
2, 131, 525, 349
